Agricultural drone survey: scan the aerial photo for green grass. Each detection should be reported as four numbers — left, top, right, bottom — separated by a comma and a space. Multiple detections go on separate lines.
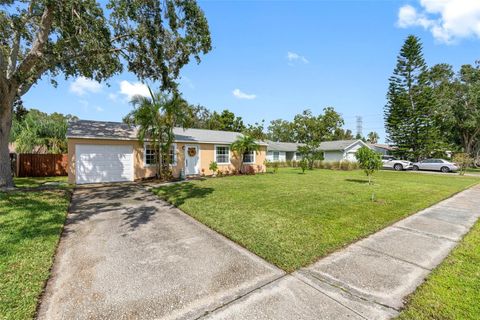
0, 179, 70, 320
154, 168, 479, 271
13, 176, 68, 188
466, 167, 480, 173
398, 220, 480, 320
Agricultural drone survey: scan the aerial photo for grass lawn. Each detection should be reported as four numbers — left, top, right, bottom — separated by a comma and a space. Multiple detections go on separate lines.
13, 176, 68, 188
154, 168, 479, 271
398, 220, 480, 320
0, 178, 70, 320
466, 167, 480, 173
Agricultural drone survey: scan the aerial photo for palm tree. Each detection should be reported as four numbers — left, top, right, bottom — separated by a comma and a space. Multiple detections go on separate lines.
367, 131, 380, 144
231, 135, 260, 174
123, 87, 191, 179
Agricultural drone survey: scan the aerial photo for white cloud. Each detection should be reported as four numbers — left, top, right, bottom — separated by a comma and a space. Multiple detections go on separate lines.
108, 93, 118, 102
397, 0, 480, 44
69, 77, 102, 96
232, 88, 256, 100
287, 51, 309, 64
119, 80, 150, 100
96, 106, 104, 112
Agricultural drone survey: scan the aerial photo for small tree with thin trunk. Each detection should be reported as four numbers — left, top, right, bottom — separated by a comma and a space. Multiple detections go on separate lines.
453, 153, 473, 176
231, 135, 259, 174
356, 146, 382, 185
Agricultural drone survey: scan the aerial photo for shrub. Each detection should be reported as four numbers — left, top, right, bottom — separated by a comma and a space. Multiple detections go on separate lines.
453, 153, 473, 176
299, 158, 308, 173
245, 165, 256, 175
340, 161, 350, 171
330, 161, 341, 170
272, 162, 279, 173
209, 161, 218, 176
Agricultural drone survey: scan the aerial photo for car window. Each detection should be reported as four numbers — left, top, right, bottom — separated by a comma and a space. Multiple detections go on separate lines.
421, 159, 431, 163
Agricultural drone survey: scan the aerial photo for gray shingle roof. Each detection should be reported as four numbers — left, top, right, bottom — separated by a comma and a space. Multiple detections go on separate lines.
266, 141, 304, 152
67, 120, 267, 145
318, 140, 362, 151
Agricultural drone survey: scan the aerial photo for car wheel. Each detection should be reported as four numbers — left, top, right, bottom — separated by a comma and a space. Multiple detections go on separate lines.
394, 164, 403, 171
441, 166, 450, 173
413, 165, 419, 171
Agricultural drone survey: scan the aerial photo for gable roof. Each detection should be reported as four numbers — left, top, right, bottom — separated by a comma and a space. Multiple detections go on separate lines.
266, 141, 305, 152
319, 140, 366, 151
67, 120, 267, 145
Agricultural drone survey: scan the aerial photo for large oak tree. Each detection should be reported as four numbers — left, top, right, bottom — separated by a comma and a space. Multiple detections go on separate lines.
0, 0, 211, 188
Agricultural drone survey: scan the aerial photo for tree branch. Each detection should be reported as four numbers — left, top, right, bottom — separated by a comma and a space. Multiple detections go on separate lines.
14, 4, 54, 82
7, 30, 21, 79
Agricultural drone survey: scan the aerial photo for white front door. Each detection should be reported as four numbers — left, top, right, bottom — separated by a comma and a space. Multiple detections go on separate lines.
185, 145, 200, 175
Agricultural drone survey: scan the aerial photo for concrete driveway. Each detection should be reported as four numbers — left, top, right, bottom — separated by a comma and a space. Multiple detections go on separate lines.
37, 184, 283, 320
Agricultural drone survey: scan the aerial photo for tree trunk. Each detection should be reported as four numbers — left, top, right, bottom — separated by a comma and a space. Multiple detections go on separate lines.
0, 94, 14, 188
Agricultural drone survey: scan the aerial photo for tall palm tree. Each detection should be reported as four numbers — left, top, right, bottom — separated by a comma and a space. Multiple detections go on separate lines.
231, 135, 260, 174
123, 87, 191, 179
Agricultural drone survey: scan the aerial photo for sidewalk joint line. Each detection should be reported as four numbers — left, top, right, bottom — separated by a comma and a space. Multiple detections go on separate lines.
195, 274, 287, 319
293, 274, 370, 320
392, 225, 459, 243
356, 244, 431, 271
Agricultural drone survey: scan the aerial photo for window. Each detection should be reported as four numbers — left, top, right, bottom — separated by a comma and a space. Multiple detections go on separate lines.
243, 150, 255, 164
215, 145, 230, 164
295, 152, 302, 160
273, 152, 279, 161
144, 144, 176, 166
145, 144, 158, 166
169, 144, 177, 165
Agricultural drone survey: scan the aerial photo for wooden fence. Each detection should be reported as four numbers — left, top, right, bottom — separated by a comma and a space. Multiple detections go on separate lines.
17, 154, 68, 177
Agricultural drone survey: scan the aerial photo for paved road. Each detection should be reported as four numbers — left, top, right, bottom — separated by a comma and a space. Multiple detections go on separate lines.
38, 183, 480, 320
37, 184, 284, 320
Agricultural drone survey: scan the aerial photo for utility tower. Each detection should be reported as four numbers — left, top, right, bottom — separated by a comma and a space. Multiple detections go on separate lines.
356, 116, 363, 138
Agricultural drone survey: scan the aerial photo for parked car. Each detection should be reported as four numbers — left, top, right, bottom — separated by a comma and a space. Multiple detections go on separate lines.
412, 159, 459, 173
381, 155, 413, 171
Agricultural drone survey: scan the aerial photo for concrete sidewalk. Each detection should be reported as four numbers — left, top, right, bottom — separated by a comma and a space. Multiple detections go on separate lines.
204, 185, 480, 320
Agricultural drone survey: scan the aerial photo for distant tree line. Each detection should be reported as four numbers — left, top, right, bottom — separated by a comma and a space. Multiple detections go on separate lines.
385, 35, 480, 163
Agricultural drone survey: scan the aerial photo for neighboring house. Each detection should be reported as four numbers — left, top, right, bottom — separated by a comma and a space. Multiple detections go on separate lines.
266, 141, 304, 162
319, 139, 369, 162
368, 143, 395, 156
67, 120, 267, 184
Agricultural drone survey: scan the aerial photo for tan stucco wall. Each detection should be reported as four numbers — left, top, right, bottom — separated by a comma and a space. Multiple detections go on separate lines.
68, 138, 267, 184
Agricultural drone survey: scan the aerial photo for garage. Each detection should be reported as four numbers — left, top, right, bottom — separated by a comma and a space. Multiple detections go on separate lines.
75, 144, 134, 184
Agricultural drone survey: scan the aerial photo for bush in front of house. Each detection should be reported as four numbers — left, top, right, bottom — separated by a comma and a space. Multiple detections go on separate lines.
300, 158, 308, 173
209, 161, 218, 176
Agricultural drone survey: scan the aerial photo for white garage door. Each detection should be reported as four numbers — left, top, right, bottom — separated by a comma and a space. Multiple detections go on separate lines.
76, 144, 134, 184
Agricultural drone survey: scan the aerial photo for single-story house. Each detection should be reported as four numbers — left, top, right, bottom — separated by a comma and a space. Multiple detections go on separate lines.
319, 139, 369, 162
367, 143, 395, 155
67, 120, 267, 184
266, 141, 304, 162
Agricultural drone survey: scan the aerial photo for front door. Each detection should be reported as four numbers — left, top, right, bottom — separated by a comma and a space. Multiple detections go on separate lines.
185, 145, 199, 175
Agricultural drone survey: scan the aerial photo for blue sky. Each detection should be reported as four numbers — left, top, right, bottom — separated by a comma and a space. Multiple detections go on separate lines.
22, 0, 480, 143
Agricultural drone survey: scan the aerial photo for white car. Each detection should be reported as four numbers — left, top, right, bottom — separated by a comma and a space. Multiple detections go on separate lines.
381, 155, 413, 171
412, 159, 459, 173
